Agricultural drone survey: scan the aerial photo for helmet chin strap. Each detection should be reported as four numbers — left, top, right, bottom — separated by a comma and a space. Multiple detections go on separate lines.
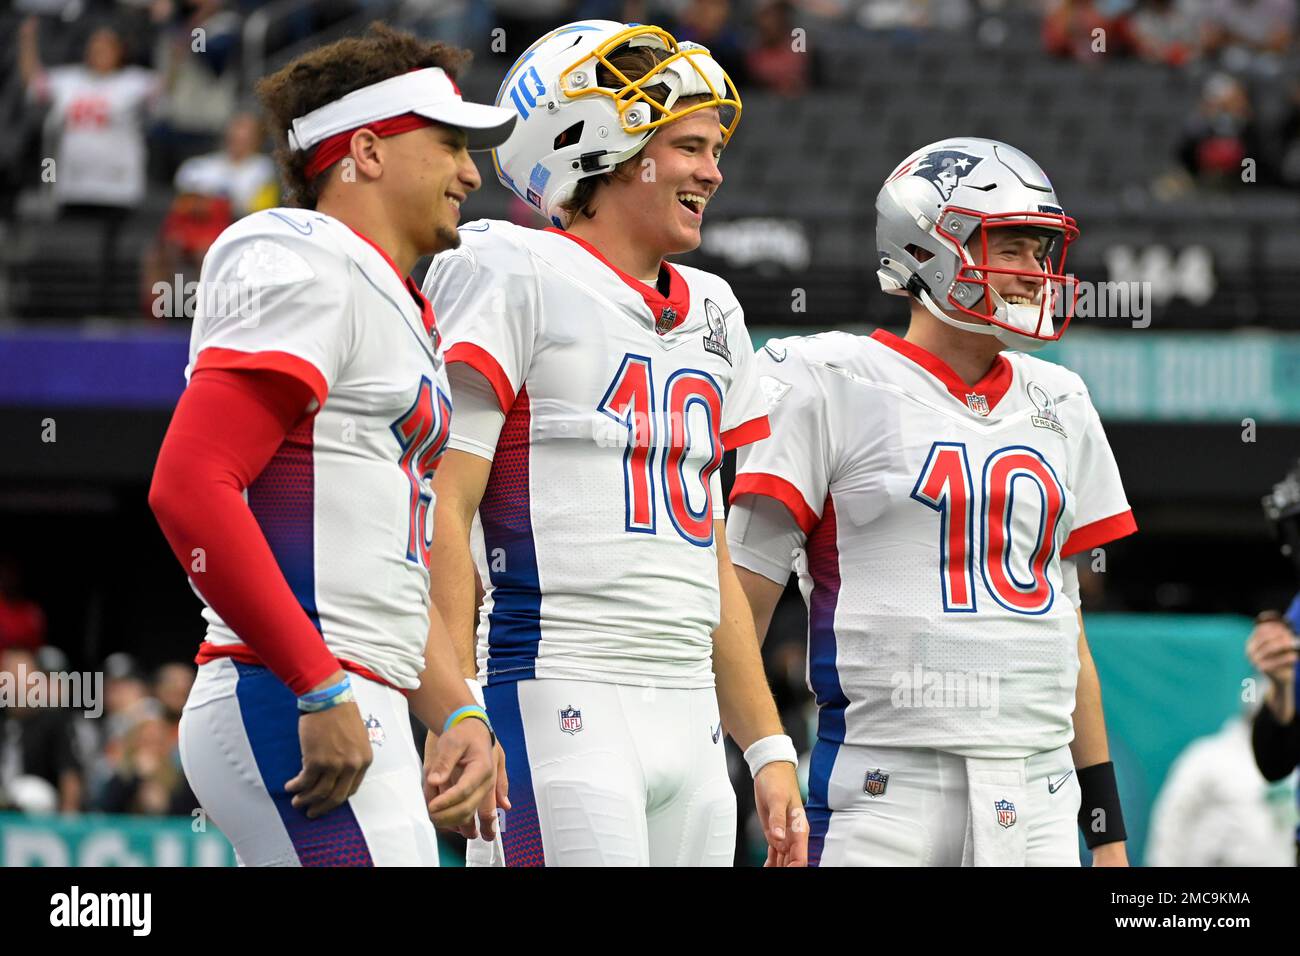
548, 133, 656, 228
917, 288, 1053, 353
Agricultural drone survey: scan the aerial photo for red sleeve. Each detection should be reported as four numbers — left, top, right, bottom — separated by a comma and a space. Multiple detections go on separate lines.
148, 368, 340, 696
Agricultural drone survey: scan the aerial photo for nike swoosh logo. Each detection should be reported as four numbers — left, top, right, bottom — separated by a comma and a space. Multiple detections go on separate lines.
711, 721, 722, 744
763, 344, 788, 362
268, 211, 317, 235
1047, 770, 1074, 794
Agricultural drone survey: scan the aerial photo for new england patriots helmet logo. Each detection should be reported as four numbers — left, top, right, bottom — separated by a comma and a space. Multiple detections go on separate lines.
913, 149, 984, 201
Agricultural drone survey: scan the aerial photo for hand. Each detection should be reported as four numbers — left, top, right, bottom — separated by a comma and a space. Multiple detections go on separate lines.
448, 740, 511, 841
1246, 613, 1298, 722
1090, 842, 1129, 867
423, 718, 502, 836
754, 761, 808, 867
285, 673, 373, 819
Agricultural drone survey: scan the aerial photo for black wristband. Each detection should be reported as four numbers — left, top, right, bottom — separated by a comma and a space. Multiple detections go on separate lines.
1077, 760, 1127, 849
465, 713, 496, 749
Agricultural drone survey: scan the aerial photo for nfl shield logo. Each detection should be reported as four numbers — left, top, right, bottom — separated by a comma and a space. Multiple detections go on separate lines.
656, 306, 677, 334
864, 768, 889, 798
966, 392, 990, 416
559, 705, 583, 735
364, 714, 386, 747
994, 798, 1017, 829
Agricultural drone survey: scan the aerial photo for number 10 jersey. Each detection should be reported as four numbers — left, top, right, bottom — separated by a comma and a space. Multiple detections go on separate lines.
425, 220, 770, 690
730, 329, 1137, 758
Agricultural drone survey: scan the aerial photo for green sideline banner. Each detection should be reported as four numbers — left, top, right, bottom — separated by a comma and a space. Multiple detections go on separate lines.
752, 328, 1300, 423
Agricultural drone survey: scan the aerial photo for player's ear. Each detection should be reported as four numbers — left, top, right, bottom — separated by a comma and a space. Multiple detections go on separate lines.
348, 128, 385, 182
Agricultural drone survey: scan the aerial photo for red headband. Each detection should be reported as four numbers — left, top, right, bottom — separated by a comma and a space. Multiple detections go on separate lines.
303, 112, 436, 180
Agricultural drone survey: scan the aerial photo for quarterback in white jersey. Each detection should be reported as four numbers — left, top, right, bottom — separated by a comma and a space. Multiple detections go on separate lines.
729, 139, 1137, 867
424, 21, 806, 866
149, 27, 517, 865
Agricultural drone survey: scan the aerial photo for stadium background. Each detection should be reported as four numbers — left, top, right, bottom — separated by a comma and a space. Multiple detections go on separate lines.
1, 0, 1298, 866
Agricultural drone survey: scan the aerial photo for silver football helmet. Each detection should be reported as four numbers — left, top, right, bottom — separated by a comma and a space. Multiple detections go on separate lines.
875, 137, 1079, 351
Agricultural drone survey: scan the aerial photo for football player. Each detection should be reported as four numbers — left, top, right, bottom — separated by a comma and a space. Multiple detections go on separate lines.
727, 138, 1136, 866
148, 25, 517, 866
422, 20, 806, 866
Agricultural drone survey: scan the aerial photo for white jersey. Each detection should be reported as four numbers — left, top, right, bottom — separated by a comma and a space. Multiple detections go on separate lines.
187, 208, 452, 690
37, 65, 157, 207
729, 329, 1136, 758
424, 220, 770, 690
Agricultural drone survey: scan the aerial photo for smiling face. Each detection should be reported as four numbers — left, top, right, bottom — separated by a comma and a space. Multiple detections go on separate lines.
969, 226, 1055, 310
380, 122, 482, 256
593, 107, 726, 259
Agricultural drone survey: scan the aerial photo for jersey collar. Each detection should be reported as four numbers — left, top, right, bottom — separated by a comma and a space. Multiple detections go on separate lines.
545, 227, 690, 334
347, 226, 439, 342
869, 329, 1013, 415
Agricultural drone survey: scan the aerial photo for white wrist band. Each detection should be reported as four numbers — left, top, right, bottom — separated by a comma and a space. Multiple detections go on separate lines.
465, 677, 485, 709
744, 734, 798, 777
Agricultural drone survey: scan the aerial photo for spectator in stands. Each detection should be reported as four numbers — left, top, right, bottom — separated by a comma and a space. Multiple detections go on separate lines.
139, 111, 276, 316
173, 112, 277, 217
80, 652, 163, 805
1177, 72, 1268, 186
1042, 0, 1116, 63
0, 557, 47, 653
1202, 0, 1296, 76
148, 0, 243, 178
1127, 0, 1203, 66
675, 0, 749, 86
152, 661, 194, 743
0, 647, 85, 813
94, 713, 199, 815
19, 16, 160, 315
746, 0, 822, 97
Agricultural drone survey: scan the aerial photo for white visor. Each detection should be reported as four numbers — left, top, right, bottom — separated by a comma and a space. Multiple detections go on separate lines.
287, 67, 517, 153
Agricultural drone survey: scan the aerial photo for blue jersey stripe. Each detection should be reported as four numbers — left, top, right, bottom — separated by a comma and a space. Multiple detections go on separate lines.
481, 386, 542, 682
246, 417, 322, 632
486, 681, 545, 866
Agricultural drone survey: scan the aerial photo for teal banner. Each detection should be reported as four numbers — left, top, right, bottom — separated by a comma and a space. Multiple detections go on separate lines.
750, 328, 1300, 423
1083, 612, 1295, 865
0, 812, 235, 867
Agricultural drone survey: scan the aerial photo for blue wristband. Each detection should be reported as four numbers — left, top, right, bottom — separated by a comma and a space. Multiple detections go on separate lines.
297, 675, 354, 713
443, 705, 495, 746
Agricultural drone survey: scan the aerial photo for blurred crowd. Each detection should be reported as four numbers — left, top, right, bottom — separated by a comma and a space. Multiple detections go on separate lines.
0, 646, 200, 819
1041, 0, 1300, 191
0, 553, 199, 818
4, 0, 1298, 318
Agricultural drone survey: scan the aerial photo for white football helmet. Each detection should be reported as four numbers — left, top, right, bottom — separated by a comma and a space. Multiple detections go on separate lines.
491, 20, 741, 229
875, 137, 1080, 351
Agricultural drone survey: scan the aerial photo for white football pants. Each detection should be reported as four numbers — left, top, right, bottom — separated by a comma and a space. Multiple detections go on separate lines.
467, 678, 737, 867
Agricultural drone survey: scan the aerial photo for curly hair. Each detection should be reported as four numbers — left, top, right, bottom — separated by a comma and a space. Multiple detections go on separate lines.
559, 45, 714, 223
256, 22, 473, 209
